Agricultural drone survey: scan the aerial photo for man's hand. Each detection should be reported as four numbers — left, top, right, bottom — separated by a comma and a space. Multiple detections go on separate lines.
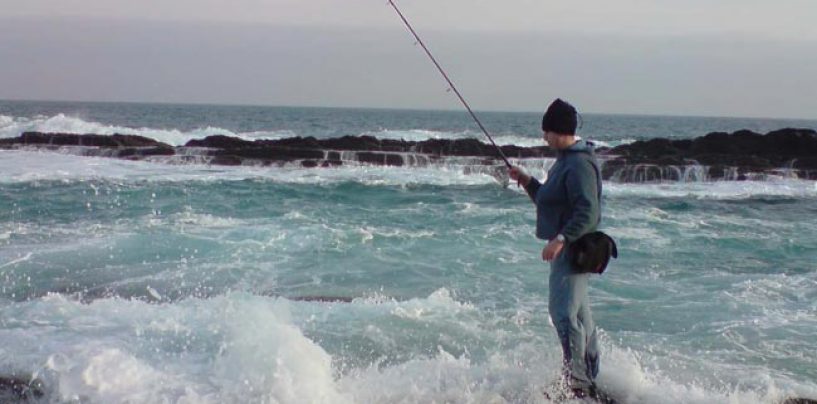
542, 238, 565, 261
508, 166, 530, 187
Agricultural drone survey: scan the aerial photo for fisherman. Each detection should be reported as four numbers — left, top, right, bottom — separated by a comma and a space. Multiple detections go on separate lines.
509, 98, 603, 399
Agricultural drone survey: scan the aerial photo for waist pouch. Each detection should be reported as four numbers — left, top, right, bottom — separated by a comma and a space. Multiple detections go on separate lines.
568, 231, 618, 274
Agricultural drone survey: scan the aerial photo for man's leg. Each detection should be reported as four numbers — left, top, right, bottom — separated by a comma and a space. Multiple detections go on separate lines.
548, 253, 593, 389
580, 292, 600, 380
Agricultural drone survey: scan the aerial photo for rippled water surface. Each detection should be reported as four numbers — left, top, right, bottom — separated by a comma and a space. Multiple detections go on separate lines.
1, 101, 816, 403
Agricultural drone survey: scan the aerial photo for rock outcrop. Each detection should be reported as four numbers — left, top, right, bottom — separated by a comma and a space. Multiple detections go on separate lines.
604, 128, 817, 181
0, 132, 174, 159
2, 128, 816, 182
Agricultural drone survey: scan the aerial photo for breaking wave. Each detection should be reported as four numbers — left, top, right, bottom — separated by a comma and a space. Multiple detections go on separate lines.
0, 113, 634, 148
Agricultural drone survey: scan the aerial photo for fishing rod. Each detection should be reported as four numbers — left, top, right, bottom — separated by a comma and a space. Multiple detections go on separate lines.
387, 0, 512, 168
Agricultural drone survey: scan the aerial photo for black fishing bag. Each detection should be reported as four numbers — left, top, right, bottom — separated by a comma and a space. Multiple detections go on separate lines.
566, 157, 618, 274
569, 231, 618, 274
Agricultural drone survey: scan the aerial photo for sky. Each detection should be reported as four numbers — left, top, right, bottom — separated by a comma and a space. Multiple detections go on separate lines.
1, 0, 816, 118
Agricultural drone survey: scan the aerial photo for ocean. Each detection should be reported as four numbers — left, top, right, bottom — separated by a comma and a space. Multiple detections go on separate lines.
1, 100, 816, 403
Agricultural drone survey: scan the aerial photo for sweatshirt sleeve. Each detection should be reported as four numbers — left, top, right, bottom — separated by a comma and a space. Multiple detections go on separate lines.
560, 160, 599, 243
524, 177, 541, 202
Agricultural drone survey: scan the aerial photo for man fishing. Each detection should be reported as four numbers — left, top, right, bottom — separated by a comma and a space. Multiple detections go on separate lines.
386, 3, 609, 399
509, 98, 603, 400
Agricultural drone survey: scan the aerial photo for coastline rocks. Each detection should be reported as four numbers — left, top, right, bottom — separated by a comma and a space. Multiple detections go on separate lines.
0, 132, 169, 148
0, 132, 174, 159
2, 128, 816, 182
185, 135, 552, 159
609, 128, 817, 162
605, 128, 817, 181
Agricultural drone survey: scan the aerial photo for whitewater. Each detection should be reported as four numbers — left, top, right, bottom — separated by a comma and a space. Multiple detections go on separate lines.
1, 101, 816, 403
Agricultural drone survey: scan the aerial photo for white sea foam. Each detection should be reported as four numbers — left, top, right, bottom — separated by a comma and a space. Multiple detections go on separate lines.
0, 150, 500, 186
361, 129, 464, 142
4, 293, 350, 403
454, 202, 521, 217
335, 308, 815, 404
42, 346, 199, 403
0, 114, 553, 147
212, 296, 351, 404
604, 180, 817, 200
587, 342, 812, 404
339, 347, 543, 403
159, 209, 243, 229
1, 286, 815, 403
362, 128, 545, 147
3, 149, 817, 200
592, 138, 637, 148
0, 252, 32, 270
0, 114, 294, 146
356, 226, 435, 241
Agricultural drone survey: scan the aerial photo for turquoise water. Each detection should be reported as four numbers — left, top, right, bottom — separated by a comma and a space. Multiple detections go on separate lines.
1, 102, 817, 403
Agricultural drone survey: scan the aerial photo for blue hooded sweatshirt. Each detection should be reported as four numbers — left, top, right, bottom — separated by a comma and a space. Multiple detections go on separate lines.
524, 140, 602, 242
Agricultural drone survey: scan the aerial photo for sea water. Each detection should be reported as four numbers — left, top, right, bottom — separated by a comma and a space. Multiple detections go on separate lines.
1, 101, 816, 403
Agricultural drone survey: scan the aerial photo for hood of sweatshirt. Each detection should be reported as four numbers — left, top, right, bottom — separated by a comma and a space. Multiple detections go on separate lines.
557, 139, 596, 159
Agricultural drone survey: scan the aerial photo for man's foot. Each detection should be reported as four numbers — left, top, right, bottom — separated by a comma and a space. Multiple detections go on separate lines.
542, 378, 584, 402
575, 384, 617, 404
543, 382, 617, 403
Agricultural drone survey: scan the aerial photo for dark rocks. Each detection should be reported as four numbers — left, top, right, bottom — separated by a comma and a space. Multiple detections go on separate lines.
612, 137, 688, 159
185, 135, 553, 159
212, 147, 325, 161
0, 375, 44, 401
610, 128, 817, 164
356, 152, 405, 166
326, 151, 342, 162
606, 128, 817, 181
0, 132, 170, 148
179, 134, 549, 169
185, 135, 253, 149
793, 157, 817, 170
284, 135, 386, 151
0, 132, 175, 160
117, 146, 176, 159
599, 159, 627, 180
781, 398, 817, 404
3, 128, 817, 182
209, 155, 244, 166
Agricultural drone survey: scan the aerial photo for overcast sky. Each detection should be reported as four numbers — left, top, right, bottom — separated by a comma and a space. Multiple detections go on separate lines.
1, 0, 816, 118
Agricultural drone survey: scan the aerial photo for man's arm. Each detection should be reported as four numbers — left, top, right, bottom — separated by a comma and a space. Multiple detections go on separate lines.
524, 177, 541, 202
560, 161, 599, 242
509, 166, 540, 202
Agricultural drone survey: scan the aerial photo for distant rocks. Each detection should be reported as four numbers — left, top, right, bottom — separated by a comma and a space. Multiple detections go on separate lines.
8, 132, 166, 148
185, 134, 553, 165
2, 128, 816, 182
0, 132, 174, 159
605, 128, 817, 181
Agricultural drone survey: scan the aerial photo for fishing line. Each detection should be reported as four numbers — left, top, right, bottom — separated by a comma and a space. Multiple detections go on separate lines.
387, 0, 512, 168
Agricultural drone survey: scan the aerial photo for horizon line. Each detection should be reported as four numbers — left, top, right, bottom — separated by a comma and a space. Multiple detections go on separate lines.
2, 97, 816, 123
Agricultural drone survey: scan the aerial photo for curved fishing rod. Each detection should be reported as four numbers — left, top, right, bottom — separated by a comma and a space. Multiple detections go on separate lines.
387, 0, 512, 168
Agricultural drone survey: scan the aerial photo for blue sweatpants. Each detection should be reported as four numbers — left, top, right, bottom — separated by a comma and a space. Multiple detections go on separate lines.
548, 252, 600, 388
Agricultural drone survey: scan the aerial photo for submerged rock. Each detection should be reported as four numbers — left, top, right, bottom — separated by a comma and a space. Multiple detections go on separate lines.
0, 375, 44, 401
